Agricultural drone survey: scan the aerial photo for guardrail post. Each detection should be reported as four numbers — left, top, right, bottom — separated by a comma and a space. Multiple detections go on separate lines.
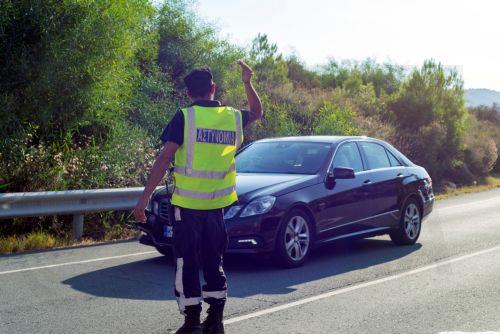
72, 214, 84, 241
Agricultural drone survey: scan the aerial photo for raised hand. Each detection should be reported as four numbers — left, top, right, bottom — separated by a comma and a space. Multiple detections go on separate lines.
238, 60, 253, 84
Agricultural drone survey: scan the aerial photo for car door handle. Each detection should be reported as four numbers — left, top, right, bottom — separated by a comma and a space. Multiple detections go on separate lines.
363, 179, 372, 185
396, 173, 404, 178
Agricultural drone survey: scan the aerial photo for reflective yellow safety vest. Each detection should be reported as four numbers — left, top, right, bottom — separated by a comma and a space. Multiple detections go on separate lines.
171, 105, 243, 210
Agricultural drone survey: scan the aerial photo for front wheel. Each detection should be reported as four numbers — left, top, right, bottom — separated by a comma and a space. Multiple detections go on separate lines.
155, 245, 172, 258
274, 209, 313, 268
390, 198, 422, 245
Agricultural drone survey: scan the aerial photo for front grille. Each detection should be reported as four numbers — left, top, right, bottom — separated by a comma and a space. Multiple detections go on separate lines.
158, 200, 171, 224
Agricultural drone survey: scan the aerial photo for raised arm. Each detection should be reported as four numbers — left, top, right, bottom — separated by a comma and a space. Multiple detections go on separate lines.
238, 60, 263, 125
133, 141, 179, 223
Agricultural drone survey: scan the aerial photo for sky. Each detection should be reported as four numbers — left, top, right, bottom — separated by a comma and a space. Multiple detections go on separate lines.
195, 0, 500, 91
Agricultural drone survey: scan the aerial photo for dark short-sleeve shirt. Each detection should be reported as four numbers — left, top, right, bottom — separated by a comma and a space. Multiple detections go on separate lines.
160, 100, 250, 145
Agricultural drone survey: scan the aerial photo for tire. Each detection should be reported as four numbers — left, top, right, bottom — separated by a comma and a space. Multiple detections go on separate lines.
390, 198, 422, 245
274, 209, 314, 268
155, 245, 172, 257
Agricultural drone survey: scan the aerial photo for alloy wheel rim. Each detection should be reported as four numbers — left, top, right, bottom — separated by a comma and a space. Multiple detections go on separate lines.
404, 203, 420, 240
285, 216, 310, 261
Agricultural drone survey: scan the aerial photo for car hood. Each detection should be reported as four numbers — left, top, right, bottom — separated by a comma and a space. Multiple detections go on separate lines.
152, 174, 320, 203
235, 173, 319, 203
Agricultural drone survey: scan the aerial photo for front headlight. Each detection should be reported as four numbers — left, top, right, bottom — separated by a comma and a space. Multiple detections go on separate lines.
146, 200, 159, 215
224, 205, 243, 219
152, 201, 159, 215
240, 196, 276, 217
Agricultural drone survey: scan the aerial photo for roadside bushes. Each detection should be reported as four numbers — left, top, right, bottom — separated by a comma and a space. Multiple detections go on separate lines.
464, 136, 498, 177
356, 116, 395, 142
313, 102, 359, 136
389, 61, 468, 181
463, 114, 498, 177
0, 0, 157, 192
467, 106, 500, 174
0, 0, 163, 247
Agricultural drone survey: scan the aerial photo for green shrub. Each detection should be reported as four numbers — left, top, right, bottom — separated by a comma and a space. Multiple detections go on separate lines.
464, 116, 498, 177
0, 0, 157, 192
468, 106, 500, 174
313, 102, 359, 136
389, 61, 468, 182
248, 95, 299, 141
464, 137, 498, 177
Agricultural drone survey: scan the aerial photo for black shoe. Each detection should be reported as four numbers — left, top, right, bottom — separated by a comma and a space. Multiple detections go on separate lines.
201, 304, 225, 334
175, 308, 202, 334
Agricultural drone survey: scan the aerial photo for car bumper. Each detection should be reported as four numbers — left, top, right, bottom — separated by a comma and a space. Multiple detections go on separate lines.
224, 213, 281, 254
136, 213, 171, 248
139, 211, 282, 255
422, 194, 435, 219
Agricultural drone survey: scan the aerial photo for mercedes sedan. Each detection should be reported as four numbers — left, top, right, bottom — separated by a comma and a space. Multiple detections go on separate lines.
137, 136, 434, 267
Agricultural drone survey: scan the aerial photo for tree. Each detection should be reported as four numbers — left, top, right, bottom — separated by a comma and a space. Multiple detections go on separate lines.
249, 34, 288, 87
286, 55, 321, 88
390, 61, 468, 180
0, 0, 156, 191
0, 0, 154, 142
156, 0, 217, 92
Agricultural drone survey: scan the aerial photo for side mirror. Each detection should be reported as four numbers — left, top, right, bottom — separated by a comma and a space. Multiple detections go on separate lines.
325, 167, 355, 189
325, 171, 336, 189
333, 167, 355, 179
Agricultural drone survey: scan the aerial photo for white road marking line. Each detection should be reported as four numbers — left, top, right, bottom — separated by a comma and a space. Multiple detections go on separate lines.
0, 251, 157, 275
224, 244, 500, 325
437, 196, 500, 212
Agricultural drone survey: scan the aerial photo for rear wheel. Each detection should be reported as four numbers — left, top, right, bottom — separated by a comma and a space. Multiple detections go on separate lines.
274, 209, 313, 268
390, 198, 422, 245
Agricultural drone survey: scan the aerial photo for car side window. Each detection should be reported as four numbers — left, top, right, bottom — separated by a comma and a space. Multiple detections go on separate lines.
359, 142, 391, 170
386, 149, 403, 167
331, 142, 364, 172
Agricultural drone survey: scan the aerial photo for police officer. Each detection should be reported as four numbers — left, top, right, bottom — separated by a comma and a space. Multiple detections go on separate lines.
134, 61, 262, 334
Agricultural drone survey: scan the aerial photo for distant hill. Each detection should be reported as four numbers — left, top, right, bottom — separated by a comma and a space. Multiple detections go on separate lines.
465, 89, 500, 107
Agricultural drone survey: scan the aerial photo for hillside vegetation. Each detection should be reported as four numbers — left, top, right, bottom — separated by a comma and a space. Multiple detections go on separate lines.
1, 0, 499, 244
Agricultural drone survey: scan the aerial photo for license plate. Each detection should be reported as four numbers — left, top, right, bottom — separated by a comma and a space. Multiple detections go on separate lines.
163, 225, 173, 238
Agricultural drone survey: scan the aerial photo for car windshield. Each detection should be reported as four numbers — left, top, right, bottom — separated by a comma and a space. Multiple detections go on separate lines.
235, 141, 332, 174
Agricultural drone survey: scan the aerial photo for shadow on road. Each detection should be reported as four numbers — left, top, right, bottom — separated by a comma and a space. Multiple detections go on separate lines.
62, 238, 421, 301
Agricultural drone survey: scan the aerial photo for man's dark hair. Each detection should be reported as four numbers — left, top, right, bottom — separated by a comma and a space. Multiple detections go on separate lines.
184, 67, 213, 97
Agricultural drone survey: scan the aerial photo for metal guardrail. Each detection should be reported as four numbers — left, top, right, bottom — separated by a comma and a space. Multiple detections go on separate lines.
0, 188, 150, 240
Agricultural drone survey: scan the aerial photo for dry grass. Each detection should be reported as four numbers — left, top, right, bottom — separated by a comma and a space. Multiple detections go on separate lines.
0, 231, 57, 254
0, 230, 140, 255
435, 175, 500, 200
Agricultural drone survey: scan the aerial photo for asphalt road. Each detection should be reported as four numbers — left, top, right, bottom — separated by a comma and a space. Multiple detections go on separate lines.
1, 189, 499, 334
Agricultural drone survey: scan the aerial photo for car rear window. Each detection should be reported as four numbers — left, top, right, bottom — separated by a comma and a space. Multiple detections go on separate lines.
359, 142, 391, 169
386, 149, 403, 167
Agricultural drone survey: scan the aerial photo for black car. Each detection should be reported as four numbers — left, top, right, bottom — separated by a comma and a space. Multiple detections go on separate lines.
137, 136, 434, 267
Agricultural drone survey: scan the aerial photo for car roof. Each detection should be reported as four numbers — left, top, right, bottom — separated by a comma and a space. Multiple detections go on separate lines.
254, 136, 381, 145
248, 136, 415, 166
